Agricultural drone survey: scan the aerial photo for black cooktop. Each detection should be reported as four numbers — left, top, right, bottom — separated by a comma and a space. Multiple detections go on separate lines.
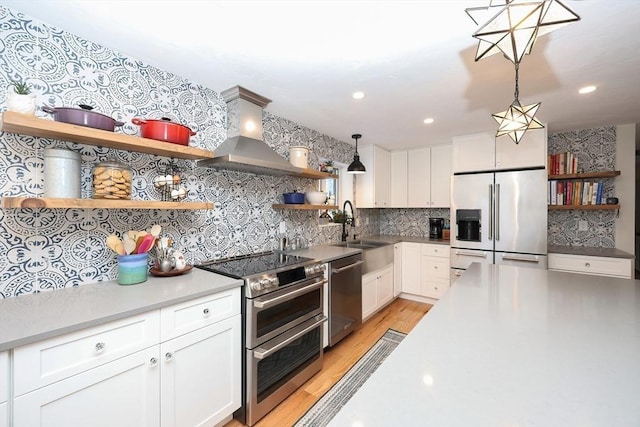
197, 251, 314, 278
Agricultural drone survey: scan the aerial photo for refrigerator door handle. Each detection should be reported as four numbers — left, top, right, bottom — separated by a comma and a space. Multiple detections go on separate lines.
501, 254, 541, 263
495, 183, 500, 241
488, 184, 493, 240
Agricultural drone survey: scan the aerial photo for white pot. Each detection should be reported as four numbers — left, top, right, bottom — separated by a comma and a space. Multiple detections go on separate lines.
289, 146, 309, 169
7, 91, 36, 115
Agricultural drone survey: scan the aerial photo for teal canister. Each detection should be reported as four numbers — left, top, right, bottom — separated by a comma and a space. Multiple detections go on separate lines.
117, 253, 148, 285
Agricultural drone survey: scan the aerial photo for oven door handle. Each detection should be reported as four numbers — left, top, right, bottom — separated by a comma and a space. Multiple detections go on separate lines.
331, 260, 364, 274
253, 279, 326, 309
253, 315, 327, 360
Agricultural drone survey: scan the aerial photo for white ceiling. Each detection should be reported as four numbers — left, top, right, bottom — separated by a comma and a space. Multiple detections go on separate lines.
2, 0, 639, 150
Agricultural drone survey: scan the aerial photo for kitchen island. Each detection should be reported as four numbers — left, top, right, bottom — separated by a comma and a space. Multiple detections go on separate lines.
329, 263, 640, 426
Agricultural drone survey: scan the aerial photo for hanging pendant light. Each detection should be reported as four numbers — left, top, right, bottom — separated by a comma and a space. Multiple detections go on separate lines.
492, 62, 544, 144
347, 133, 366, 174
466, 0, 581, 64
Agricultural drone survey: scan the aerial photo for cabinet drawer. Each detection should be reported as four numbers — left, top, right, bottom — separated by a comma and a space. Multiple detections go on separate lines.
422, 258, 450, 280
423, 278, 450, 299
14, 311, 160, 396
161, 288, 240, 341
421, 244, 449, 258
0, 351, 7, 404
548, 254, 632, 278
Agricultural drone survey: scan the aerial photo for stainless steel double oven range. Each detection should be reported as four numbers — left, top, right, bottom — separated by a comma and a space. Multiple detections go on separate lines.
197, 251, 326, 426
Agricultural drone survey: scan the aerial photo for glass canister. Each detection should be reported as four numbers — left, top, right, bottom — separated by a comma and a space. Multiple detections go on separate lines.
43, 148, 81, 198
92, 160, 132, 199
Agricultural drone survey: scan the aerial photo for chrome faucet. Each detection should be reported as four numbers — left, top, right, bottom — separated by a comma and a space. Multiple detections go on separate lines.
341, 200, 355, 241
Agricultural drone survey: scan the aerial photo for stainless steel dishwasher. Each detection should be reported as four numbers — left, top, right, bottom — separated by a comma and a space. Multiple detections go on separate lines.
328, 253, 363, 346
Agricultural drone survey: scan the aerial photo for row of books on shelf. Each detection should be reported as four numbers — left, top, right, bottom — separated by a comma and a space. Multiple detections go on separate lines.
548, 152, 578, 175
548, 180, 605, 206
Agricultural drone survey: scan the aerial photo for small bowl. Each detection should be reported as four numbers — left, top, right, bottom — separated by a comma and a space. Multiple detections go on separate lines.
305, 191, 327, 205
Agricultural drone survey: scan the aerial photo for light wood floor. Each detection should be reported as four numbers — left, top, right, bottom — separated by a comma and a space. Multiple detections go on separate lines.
225, 298, 432, 427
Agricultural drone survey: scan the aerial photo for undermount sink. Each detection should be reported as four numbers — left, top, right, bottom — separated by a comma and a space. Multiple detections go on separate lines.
331, 240, 391, 249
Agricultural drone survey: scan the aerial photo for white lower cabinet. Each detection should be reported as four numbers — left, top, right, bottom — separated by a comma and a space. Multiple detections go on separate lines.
402, 243, 451, 300
548, 253, 633, 279
362, 265, 394, 320
160, 315, 241, 427
14, 346, 161, 427
11, 288, 241, 427
393, 243, 402, 297
0, 351, 7, 427
401, 242, 422, 295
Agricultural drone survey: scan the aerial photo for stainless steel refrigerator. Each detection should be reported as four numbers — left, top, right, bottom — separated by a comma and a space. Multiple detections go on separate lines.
450, 168, 547, 281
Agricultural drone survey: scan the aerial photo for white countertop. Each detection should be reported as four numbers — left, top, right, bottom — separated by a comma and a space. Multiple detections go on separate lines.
0, 268, 242, 351
329, 263, 640, 426
289, 245, 363, 262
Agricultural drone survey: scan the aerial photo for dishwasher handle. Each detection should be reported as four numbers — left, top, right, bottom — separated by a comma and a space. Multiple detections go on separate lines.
331, 260, 364, 274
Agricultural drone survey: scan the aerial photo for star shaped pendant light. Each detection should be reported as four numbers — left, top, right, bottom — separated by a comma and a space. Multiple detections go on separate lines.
492, 62, 544, 144
466, 0, 580, 64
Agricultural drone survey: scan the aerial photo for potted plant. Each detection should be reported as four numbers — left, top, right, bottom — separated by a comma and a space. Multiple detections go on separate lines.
324, 160, 334, 173
7, 80, 36, 115
331, 209, 352, 224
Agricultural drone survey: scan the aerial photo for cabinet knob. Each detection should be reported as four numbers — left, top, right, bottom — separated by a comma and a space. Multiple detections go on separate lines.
203, 308, 210, 317
585, 262, 591, 268
95, 342, 105, 353
150, 357, 158, 367
165, 352, 173, 362
434, 266, 438, 269
434, 286, 439, 290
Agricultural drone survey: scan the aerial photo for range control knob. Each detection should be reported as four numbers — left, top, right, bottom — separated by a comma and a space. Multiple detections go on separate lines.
267, 277, 279, 288
259, 278, 270, 289
249, 279, 263, 291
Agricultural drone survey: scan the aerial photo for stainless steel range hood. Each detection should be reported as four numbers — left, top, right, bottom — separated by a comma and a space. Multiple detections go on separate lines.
198, 86, 301, 176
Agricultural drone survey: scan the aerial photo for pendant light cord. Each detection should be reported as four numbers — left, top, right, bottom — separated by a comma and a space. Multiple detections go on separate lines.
514, 62, 520, 101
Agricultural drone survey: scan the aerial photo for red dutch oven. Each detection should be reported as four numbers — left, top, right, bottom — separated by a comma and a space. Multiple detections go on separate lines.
131, 117, 196, 145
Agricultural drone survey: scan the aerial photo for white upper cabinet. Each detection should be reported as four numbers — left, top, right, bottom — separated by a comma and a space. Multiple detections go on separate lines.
356, 145, 391, 208
390, 151, 408, 207
496, 127, 547, 170
407, 147, 430, 207
452, 128, 546, 173
452, 131, 496, 173
391, 144, 452, 208
428, 144, 452, 208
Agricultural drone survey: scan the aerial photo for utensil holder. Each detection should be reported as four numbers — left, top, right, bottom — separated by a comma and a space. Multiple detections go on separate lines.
117, 253, 148, 285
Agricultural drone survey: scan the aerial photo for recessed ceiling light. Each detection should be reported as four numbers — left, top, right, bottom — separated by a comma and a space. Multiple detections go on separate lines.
578, 85, 597, 94
423, 118, 434, 124
352, 91, 365, 99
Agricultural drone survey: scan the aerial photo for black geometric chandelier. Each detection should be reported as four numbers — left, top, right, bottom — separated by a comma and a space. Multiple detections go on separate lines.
466, 0, 580, 144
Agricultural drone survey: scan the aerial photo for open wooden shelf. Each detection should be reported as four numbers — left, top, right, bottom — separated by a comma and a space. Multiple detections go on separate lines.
548, 204, 619, 211
1, 197, 213, 210
291, 169, 338, 180
1, 111, 214, 160
548, 171, 620, 180
272, 204, 338, 210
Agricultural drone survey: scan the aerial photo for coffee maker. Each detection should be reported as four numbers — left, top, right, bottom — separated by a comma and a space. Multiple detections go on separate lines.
429, 218, 444, 239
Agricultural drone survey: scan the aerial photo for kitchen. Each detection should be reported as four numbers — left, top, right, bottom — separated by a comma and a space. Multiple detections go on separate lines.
0, 1, 639, 427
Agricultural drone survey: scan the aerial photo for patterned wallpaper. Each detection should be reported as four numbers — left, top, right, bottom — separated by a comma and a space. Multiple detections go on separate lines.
379, 208, 450, 237
0, 5, 375, 298
547, 126, 617, 247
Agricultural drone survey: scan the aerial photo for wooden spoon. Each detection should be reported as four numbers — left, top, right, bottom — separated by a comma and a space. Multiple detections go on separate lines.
106, 234, 123, 255
134, 235, 146, 254
123, 238, 137, 255
149, 224, 161, 237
